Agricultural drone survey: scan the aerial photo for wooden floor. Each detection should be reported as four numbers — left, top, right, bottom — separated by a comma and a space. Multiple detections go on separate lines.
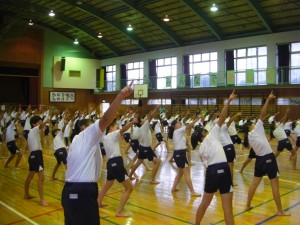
0, 132, 299, 225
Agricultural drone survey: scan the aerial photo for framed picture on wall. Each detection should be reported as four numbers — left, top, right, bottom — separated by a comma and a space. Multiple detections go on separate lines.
49, 91, 75, 102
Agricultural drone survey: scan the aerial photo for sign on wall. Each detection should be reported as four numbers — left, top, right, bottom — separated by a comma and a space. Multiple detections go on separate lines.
49, 91, 75, 102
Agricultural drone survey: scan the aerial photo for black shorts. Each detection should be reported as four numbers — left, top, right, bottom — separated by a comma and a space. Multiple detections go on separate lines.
296, 136, 300, 147
230, 135, 241, 144
204, 162, 233, 194
155, 133, 164, 142
99, 142, 106, 156
51, 120, 56, 126
54, 148, 68, 165
106, 156, 128, 182
138, 145, 157, 161
254, 153, 279, 179
64, 137, 69, 147
284, 130, 291, 136
123, 133, 131, 143
130, 139, 139, 153
23, 130, 29, 141
28, 150, 44, 172
44, 125, 50, 136
277, 138, 293, 152
248, 148, 257, 159
62, 182, 99, 225
173, 149, 188, 168
7, 140, 20, 154
223, 144, 236, 163
20, 120, 26, 127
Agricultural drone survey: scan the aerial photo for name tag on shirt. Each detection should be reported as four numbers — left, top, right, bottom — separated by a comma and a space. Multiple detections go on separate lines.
69, 194, 78, 199
217, 169, 224, 174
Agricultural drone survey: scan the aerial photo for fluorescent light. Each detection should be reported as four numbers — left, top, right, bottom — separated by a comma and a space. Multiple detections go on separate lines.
210, 3, 218, 12
163, 15, 170, 22
74, 38, 79, 44
127, 24, 133, 31
49, 10, 55, 17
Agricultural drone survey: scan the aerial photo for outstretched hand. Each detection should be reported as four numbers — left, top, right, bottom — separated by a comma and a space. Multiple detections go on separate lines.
229, 89, 237, 100
268, 90, 276, 100
120, 80, 133, 99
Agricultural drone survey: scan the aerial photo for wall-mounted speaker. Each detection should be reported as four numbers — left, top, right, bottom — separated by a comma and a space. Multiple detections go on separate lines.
61, 57, 66, 71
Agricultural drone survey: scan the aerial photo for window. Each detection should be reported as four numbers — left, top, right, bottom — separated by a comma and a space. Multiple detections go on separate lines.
147, 99, 172, 105
106, 65, 116, 91
252, 98, 262, 105
189, 52, 218, 87
121, 99, 139, 105
127, 61, 144, 85
234, 46, 267, 85
290, 42, 300, 84
156, 57, 177, 89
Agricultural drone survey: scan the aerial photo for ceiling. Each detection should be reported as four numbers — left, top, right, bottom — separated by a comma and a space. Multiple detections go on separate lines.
0, 0, 300, 60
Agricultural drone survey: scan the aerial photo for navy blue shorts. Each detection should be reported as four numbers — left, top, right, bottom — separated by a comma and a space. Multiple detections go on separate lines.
123, 133, 131, 143
155, 133, 164, 142
248, 148, 257, 159
230, 135, 241, 144
100, 142, 106, 156
223, 144, 236, 163
297, 136, 300, 147
23, 130, 29, 141
7, 140, 20, 154
173, 149, 188, 168
277, 138, 292, 152
254, 153, 279, 179
54, 148, 68, 165
204, 162, 233, 194
28, 150, 44, 172
130, 139, 139, 153
106, 156, 128, 182
138, 145, 157, 161
62, 182, 99, 225
284, 130, 291, 136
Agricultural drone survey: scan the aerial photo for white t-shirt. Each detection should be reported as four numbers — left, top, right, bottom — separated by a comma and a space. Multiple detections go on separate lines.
220, 124, 233, 146
65, 120, 103, 182
139, 120, 152, 147
248, 119, 273, 156
292, 122, 300, 137
199, 124, 227, 166
227, 121, 237, 136
273, 123, 287, 141
24, 116, 32, 131
53, 131, 66, 151
173, 126, 187, 150
154, 122, 161, 134
103, 130, 122, 160
28, 126, 42, 152
131, 126, 140, 140
64, 121, 72, 138
6, 121, 16, 142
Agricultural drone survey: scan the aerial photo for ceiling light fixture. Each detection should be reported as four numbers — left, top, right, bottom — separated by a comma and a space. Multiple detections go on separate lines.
28, 19, 34, 26
97, 32, 103, 38
210, 3, 218, 12
74, 38, 79, 44
163, 14, 170, 22
127, 24, 133, 31
49, 9, 55, 17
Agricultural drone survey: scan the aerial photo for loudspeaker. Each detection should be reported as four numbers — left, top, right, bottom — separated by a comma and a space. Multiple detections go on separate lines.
138, 99, 142, 106
61, 57, 66, 71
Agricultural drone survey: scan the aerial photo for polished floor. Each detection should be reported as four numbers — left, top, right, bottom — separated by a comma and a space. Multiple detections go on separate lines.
0, 132, 299, 225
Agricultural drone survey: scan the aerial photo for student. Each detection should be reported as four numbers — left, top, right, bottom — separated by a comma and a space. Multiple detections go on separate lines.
97, 117, 138, 217
245, 90, 290, 216
51, 120, 68, 180
61, 82, 133, 225
24, 115, 49, 206
220, 112, 242, 185
4, 117, 22, 169
291, 120, 300, 166
128, 105, 161, 184
195, 90, 236, 225
151, 120, 169, 152
273, 109, 297, 169
169, 111, 201, 196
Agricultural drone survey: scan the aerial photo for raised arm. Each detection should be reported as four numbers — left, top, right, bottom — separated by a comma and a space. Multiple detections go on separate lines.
100, 81, 133, 131
146, 105, 160, 124
226, 112, 242, 127
120, 117, 138, 136
186, 114, 201, 131
280, 109, 289, 124
217, 90, 237, 127
259, 90, 276, 121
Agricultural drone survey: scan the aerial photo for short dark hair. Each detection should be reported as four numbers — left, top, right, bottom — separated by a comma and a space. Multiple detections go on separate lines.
52, 129, 60, 138
30, 116, 42, 127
